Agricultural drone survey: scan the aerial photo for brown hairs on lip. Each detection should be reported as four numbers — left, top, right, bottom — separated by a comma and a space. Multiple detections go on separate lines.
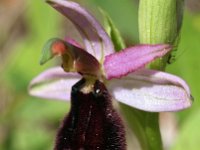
54, 78, 126, 150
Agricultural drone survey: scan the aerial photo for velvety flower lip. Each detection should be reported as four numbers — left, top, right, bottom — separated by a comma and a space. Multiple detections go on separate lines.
29, 0, 193, 112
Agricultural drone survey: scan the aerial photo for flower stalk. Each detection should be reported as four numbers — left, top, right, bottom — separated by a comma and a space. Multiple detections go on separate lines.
139, 0, 184, 70
129, 0, 185, 149
121, 0, 185, 150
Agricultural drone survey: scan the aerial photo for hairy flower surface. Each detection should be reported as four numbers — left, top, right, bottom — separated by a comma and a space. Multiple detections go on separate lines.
54, 79, 126, 149
29, 0, 192, 113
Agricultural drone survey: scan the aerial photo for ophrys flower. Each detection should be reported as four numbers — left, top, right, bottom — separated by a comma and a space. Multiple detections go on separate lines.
28, 0, 192, 149
29, 0, 192, 112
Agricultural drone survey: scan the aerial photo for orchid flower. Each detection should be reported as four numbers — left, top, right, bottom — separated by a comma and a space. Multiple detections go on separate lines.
29, 0, 192, 113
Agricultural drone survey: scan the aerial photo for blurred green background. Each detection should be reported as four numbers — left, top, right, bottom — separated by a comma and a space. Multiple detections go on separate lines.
0, 0, 199, 150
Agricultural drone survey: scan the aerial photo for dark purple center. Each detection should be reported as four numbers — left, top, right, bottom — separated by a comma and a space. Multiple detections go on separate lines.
54, 79, 126, 150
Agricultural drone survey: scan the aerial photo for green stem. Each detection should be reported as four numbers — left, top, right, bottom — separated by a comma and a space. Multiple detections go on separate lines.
122, 0, 185, 150
144, 113, 162, 150
139, 0, 184, 69
120, 105, 162, 150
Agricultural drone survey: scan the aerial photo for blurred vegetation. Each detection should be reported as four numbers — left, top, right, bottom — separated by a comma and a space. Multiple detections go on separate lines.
0, 0, 199, 150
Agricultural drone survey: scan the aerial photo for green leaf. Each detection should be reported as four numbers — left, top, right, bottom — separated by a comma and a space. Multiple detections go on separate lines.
89, 0, 139, 42
99, 8, 126, 51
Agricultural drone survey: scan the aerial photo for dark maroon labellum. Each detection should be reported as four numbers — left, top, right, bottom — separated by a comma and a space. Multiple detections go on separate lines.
54, 79, 126, 150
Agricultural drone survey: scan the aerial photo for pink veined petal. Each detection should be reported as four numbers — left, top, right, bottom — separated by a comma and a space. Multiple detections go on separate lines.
28, 67, 81, 101
47, 0, 114, 62
107, 69, 192, 112
104, 44, 172, 79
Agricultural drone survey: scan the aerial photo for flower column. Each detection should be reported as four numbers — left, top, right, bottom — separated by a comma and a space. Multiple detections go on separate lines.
139, 0, 184, 149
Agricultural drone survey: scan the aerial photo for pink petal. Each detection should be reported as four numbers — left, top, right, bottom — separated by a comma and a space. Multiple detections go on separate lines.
107, 69, 192, 112
47, 0, 114, 62
29, 67, 81, 101
104, 44, 172, 79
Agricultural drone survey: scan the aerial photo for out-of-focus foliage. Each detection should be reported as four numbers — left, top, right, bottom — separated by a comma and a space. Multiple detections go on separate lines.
0, 0, 199, 150
0, 1, 69, 150
168, 12, 200, 150
88, 0, 139, 43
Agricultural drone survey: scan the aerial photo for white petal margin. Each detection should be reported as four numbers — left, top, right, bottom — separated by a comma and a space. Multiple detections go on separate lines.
47, 0, 114, 62
107, 69, 192, 112
29, 67, 81, 101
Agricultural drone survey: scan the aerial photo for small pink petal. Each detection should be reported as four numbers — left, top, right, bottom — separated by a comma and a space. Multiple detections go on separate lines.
47, 0, 114, 62
29, 67, 81, 101
104, 44, 172, 79
107, 69, 192, 112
